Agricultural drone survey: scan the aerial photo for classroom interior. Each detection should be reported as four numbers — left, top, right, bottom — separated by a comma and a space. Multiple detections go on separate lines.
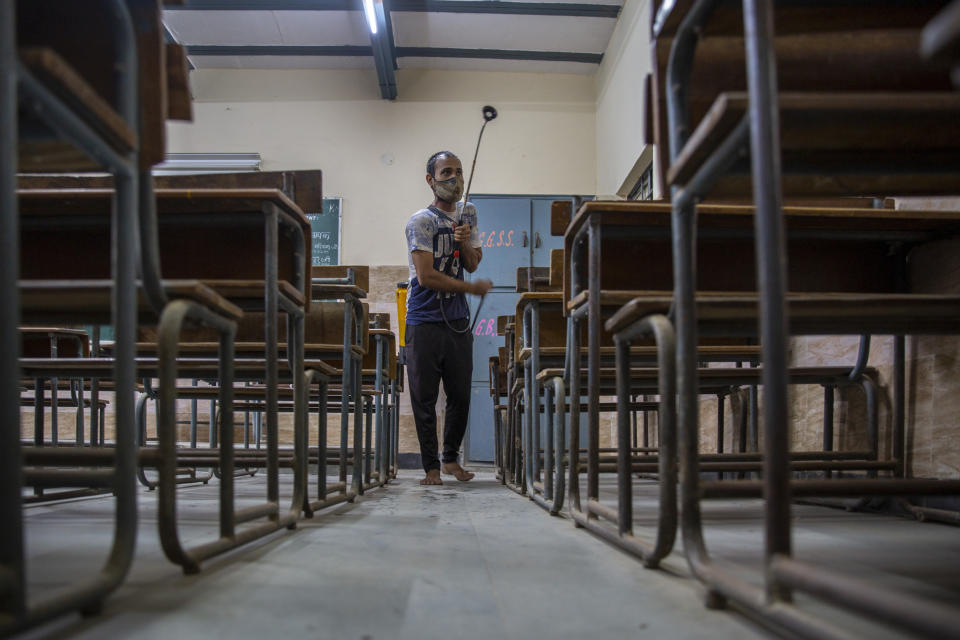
4, 1, 960, 638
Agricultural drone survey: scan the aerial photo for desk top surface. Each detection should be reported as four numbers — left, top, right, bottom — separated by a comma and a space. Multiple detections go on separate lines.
18, 188, 308, 228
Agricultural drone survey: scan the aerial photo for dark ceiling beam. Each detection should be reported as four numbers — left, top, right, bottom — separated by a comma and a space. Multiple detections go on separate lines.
172, 0, 621, 18
369, 1, 398, 99
186, 44, 603, 63
177, 0, 355, 8
383, 0, 398, 71
390, 1, 620, 18
396, 46, 602, 63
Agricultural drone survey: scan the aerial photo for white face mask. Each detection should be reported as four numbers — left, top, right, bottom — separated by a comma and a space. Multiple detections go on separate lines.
432, 175, 464, 203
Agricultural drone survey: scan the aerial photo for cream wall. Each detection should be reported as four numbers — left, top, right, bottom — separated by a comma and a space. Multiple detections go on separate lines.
166, 68, 596, 265
594, 0, 655, 199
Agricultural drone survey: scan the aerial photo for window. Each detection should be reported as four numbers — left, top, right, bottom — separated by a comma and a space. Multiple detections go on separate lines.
627, 163, 654, 201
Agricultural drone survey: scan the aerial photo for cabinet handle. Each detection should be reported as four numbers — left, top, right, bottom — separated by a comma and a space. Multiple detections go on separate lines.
521, 231, 528, 247
535, 232, 542, 248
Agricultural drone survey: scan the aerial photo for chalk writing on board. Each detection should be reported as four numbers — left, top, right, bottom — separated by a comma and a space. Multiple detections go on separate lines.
306, 197, 342, 266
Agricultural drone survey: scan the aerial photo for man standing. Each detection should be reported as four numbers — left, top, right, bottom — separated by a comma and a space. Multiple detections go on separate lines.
405, 151, 493, 485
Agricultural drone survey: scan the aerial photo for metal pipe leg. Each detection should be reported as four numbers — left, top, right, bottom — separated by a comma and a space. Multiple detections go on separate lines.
743, 0, 791, 602
91, 377, 100, 446
550, 377, 566, 514
893, 335, 905, 477
717, 393, 725, 480
0, 0, 25, 616
318, 376, 329, 500
74, 379, 84, 446
823, 385, 834, 479
33, 379, 44, 447
135, 393, 155, 490
375, 336, 385, 484
190, 380, 198, 448
568, 313, 583, 518
352, 355, 363, 496
208, 399, 216, 448
218, 323, 236, 537
339, 302, 352, 488
264, 207, 280, 511
544, 383, 555, 500
587, 221, 601, 509
364, 395, 373, 485
861, 375, 879, 478
615, 334, 633, 536
50, 335, 58, 445
531, 303, 541, 492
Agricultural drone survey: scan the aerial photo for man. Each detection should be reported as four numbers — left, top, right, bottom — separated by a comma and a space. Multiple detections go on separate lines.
405, 151, 493, 486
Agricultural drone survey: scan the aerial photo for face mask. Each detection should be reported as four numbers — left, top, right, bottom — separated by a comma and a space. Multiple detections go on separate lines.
432, 175, 464, 203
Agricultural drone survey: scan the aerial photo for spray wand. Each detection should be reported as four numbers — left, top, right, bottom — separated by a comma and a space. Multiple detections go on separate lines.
439, 105, 498, 334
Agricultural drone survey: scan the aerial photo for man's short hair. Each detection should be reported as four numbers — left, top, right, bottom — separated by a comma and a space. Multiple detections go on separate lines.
426, 151, 458, 178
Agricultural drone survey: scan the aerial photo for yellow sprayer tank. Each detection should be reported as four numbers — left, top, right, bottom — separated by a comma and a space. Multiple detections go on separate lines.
396, 282, 408, 347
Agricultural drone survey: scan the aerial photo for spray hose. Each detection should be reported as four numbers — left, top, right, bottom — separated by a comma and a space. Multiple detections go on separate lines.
437, 104, 498, 336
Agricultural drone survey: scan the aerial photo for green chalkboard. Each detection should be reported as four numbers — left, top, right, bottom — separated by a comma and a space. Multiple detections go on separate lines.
306, 198, 341, 266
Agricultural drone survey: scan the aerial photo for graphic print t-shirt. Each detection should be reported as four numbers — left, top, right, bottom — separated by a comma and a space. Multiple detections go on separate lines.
405, 202, 482, 325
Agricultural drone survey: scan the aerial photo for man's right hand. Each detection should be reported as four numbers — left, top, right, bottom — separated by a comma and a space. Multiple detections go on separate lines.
469, 279, 493, 296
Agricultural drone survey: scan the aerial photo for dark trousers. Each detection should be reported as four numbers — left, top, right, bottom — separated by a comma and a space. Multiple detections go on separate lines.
405, 320, 473, 472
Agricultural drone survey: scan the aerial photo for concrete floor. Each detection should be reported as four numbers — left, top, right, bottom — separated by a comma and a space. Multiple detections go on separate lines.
14, 470, 960, 640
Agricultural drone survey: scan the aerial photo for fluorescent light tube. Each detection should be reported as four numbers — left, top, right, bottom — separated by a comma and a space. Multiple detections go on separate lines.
363, 0, 378, 34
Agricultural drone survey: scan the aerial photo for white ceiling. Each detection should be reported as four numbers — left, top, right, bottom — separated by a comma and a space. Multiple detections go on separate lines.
163, 1, 623, 77
165, 11, 372, 47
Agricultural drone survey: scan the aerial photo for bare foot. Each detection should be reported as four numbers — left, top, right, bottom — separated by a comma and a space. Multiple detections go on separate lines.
420, 469, 443, 485
441, 462, 475, 482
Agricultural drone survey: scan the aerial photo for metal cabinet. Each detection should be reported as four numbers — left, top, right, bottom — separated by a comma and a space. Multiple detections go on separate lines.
462, 195, 579, 462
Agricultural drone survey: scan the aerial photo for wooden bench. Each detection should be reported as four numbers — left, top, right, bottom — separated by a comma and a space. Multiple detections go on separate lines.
559, 198, 960, 569
4, 0, 207, 629
17, 184, 317, 574
650, 1, 957, 198
645, 2, 960, 634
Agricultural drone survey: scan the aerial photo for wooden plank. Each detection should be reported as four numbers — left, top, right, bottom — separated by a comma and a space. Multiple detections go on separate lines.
496, 315, 513, 336
649, 29, 955, 197
19, 188, 312, 309
127, 0, 167, 168
669, 92, 960, 190
562, 200, 960, 312
16, 0, 168, 168
536, 365, 875, 383
364, 329, 397, 376
164, 43, 192, 121
369, 313, 391, 329
311, 284, 366, 301
201, 280, 304, 308
312, 265, 369, 292
550, 200, 572, 236
17, 170, 325, 217
515, 293, 567, 355
515, 267, 552, 292
606, 294, 960, 336
137, 301, 369, 352
549, 249, 564, 290
526, 345, 760, 359
20, 397, 108, 409
20, 280, 243, 324
21, 328, 90, 358
654, 0, 948, 39
20, 48, 137, 160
